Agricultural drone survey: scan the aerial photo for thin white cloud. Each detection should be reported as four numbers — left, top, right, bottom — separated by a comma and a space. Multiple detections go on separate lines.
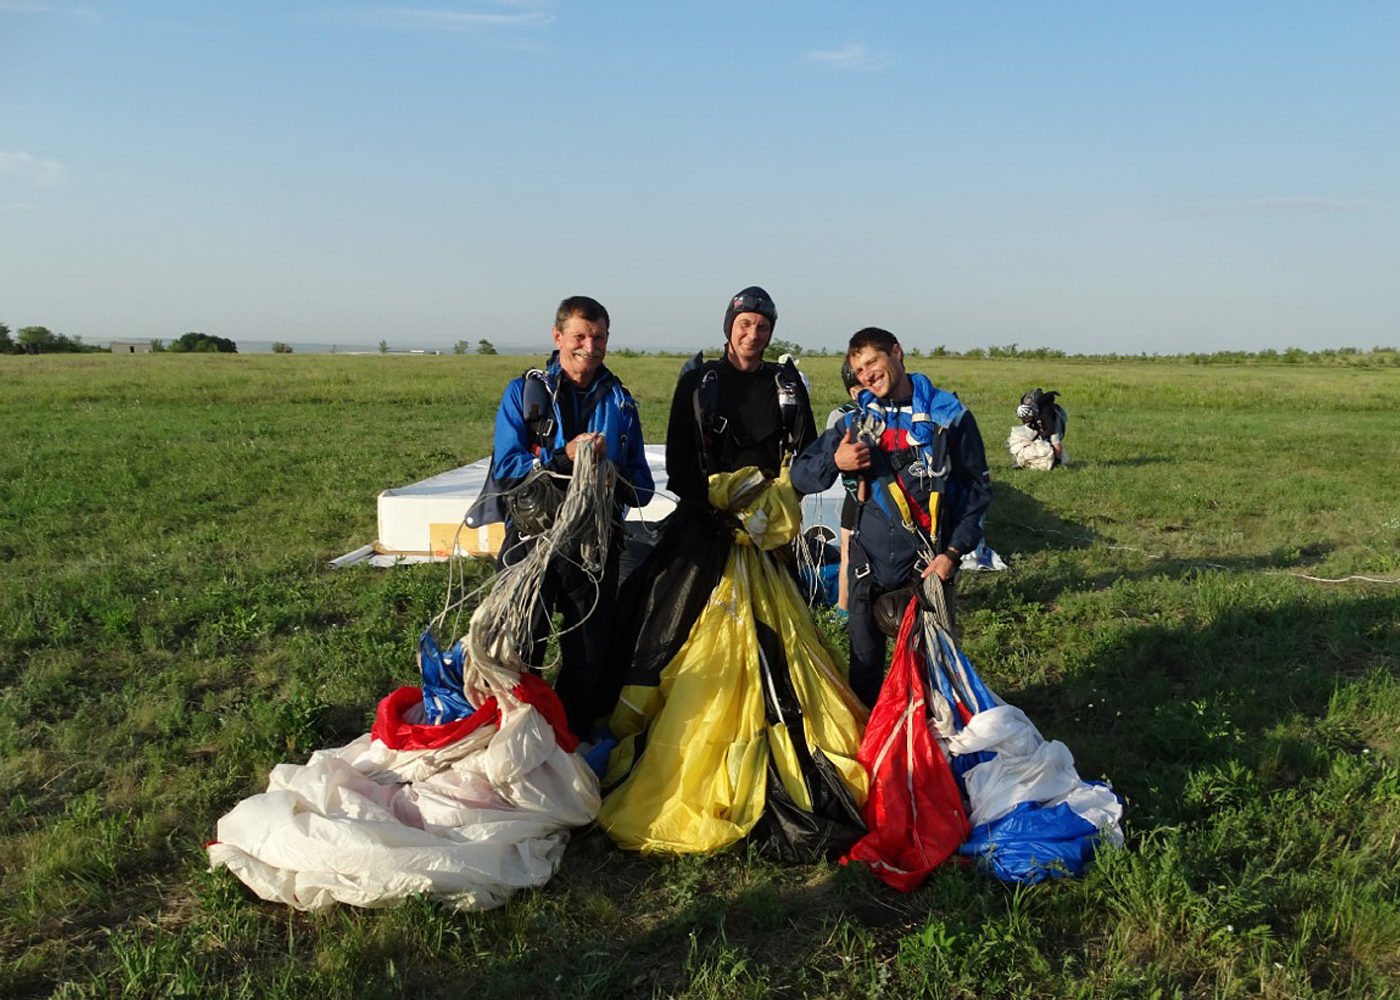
0, 1, 98, 18
806, 42, 891, 72
1104, 196, 1375, 225
0, 151, 70, 188
344, 3, 554, 32
1229, 195, 1372, 217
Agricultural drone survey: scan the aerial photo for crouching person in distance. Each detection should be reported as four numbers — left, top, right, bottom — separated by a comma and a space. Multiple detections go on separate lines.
467, 295, 654, 738
792, 327, 992, 708
1009, 387, 1068, 469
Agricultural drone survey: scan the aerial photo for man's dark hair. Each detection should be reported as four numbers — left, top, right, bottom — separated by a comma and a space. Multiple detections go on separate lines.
555, 295, 610, 331
847, 326, 899, 358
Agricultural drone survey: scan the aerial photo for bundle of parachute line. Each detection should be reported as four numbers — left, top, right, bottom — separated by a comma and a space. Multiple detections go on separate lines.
207, 447, 1123, 910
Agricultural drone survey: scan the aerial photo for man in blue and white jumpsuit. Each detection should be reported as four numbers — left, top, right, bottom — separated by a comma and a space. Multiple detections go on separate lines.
792, 327, 991, 707
484, 296, 654, 736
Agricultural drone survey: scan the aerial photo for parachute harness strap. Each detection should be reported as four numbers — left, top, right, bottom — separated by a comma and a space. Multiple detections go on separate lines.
849, 407, 938, 573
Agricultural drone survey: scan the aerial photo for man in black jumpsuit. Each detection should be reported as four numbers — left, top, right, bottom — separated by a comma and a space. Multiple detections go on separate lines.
611, 284, 818, 692
607, 287, 867, 858
665, 286, 817, 505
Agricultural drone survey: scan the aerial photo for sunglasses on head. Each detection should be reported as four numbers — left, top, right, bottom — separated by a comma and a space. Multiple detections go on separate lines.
732, 293, 774, 315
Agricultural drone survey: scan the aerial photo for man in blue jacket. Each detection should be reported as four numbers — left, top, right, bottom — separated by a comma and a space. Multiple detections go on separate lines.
792, 327, 991, 707
476, 295, 654, 736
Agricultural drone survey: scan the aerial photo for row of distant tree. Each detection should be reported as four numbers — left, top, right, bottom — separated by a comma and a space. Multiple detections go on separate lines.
157, 332, 237, 353
0, 324, 506, 355
0, 323, 105, 354
0, 324, 238, 355
4, 321, 1396, 364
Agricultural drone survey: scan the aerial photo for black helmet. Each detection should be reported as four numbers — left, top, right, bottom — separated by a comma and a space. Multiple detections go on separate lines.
1017, 388, 1044, 422
723, 286, 778, 339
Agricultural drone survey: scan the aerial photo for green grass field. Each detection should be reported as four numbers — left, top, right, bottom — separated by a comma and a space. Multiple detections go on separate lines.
2, 352, 1398, 999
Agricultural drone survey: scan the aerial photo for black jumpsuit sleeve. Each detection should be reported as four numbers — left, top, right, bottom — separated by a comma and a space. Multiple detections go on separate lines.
791, 380, 819, 458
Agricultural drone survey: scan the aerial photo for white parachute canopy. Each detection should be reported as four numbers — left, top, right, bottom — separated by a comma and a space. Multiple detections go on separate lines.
208, 448, 618, 910
1008, 423, 1064, 470
206, 688, 600, 911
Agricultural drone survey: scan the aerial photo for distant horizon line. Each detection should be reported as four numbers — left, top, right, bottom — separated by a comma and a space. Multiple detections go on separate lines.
98, 337, 1400, 361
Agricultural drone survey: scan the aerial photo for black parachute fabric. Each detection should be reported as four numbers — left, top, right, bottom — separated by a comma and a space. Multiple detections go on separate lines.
608, 500, 733, 694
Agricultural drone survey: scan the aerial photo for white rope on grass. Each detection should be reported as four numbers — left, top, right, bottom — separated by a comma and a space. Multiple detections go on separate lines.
434, 520, 494, 639
1282, 573, 1400, 585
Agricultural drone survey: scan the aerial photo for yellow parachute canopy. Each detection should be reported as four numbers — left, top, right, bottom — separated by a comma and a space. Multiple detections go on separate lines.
601, 468, 868, 855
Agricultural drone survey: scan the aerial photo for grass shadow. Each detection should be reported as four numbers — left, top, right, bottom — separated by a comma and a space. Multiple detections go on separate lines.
1004, 589, 1400, 833
983, 478, 1102, 558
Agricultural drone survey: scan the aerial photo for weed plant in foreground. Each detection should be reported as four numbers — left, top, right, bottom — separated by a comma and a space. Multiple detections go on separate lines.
1, 353, 1398, 999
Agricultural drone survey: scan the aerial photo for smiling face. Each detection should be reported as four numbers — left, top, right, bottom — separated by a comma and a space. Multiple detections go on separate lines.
726, 312, 773, 371
552, 313, 608, 387
848, 344, 911, 400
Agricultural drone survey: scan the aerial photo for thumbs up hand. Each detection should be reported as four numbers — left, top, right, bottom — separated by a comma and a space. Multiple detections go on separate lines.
834, 422, 871, 473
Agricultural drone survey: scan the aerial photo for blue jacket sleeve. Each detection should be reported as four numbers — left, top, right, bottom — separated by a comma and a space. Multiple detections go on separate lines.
944, 408, 992, 556
490, 378, 539, 486
790, 421, 848, 495
618, 402, 655, 508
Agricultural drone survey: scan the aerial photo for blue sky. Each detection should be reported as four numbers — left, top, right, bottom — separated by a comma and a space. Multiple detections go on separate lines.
3, 1, 1396, 355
